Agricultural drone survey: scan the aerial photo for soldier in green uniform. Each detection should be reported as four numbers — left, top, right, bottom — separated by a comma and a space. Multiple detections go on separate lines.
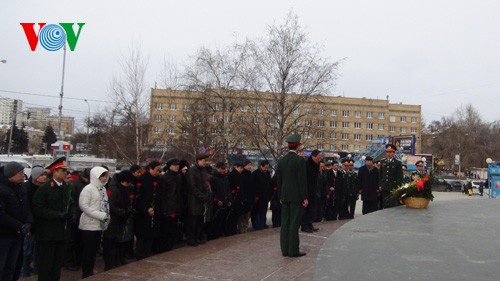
379, 144, 403, 208
411, 160, 426, 180
32, 157, 75, 281
346, 159, 358, 219
275, 134, 308, 257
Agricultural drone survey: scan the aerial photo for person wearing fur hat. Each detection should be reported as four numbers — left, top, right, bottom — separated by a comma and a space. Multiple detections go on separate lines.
32, 157, 75, 281
0, 162, 33, 281
19, 166, 48, 277
103, 170, 135, 270
78, 166, 110, 278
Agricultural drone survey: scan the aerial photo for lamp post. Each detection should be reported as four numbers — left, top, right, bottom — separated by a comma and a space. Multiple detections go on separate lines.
84, 99, 90, 156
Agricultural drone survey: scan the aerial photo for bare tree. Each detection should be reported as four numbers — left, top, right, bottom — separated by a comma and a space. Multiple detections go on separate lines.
158, 54, 184, 90
241, 11, 341, 162
109, 45, 150, 164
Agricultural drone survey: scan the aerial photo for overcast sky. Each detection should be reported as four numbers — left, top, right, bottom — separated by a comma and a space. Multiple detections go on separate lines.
1, 0, 499, 129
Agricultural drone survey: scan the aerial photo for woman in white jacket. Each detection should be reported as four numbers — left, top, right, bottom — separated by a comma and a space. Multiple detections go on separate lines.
79, 166, 110, 278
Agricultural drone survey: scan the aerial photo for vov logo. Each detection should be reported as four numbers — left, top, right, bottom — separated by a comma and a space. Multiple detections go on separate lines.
20, 23, 85, 51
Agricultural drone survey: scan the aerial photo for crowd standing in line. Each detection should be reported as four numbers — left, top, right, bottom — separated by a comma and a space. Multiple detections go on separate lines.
0, 141, 412, 279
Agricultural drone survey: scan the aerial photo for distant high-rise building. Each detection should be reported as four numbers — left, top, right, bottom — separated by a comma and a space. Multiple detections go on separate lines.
0, 98, 23, 127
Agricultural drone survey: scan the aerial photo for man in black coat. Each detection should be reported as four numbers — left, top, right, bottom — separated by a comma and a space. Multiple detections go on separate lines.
324, 161, 342, 220
186, 153, 211, 246
0, 162, 32, 281
160, 158, 183, 251
251, 160, 271, 230
337, 159, 350, 220
301, 150, 321, 233
209, 162, 231, 239
357, 156, 380, 215
134, 161, 162, 259
226, 161, 246, 236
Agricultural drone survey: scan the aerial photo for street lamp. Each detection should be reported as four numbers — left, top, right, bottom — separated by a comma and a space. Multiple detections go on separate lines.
84, 99, 90, 156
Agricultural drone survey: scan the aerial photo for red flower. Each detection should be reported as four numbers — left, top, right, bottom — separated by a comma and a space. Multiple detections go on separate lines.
170, 213, 176, 219
106, 189, 112, 196
255, 196, 260, 201
214, 198, 219, 203
130, 194, 135, 200
273, 187, 278, 191
231, 190, 236, 194
236, 186, 241, 191
333, 178, 336, 182
416, 180, 425, 191
136, 182, 142, 187
153, 182, 158, 187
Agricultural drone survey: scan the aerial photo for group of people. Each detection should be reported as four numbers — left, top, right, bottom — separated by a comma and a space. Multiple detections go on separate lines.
1, 139, 414, 280
0, 153, 281, 280
276, 136, 408, 257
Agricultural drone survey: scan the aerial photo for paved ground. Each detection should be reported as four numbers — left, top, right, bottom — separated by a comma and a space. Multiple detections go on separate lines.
20, 191, 485, 280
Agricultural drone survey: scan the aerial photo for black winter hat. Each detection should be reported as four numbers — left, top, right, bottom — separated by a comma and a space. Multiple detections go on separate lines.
116, 170, 135, 183
3, 162, 24, 178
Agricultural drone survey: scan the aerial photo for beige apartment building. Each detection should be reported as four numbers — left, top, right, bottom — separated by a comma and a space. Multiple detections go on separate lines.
149, 89, 422, 155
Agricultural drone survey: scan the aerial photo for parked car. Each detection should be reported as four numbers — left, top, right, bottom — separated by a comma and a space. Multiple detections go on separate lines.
432, 178, 462, 192
0, 156, 32, 180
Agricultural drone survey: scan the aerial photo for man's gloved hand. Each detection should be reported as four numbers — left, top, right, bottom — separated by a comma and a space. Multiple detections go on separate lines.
19, 223, 31, 236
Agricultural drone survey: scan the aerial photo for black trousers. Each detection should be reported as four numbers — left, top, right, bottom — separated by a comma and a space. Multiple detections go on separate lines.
102, 237, 118, 270
348, 197, 357, 218
324, 196, 338, 221
36, 240, 67, 281
362, 200, 379, 215
301, 196, 317, 230
135, 238, 153, 260
80, 230, 102, 278
186, 215, 204, 243
160, 217, 180, 251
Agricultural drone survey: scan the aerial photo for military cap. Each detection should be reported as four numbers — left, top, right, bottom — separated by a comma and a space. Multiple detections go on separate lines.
233, 159, 245, 167
365, 156, 373, 161
243, 159, 251, 166
340, 158, 349, 164
286, 133, 301, 144
46, 157, 68, 173
195, 153, 211, 161
385, 144, 397, 152
415, 160, 424, 166
325, 160, 333, 165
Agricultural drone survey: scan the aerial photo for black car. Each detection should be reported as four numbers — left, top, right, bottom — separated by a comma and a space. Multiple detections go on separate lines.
433, 178, 462, 192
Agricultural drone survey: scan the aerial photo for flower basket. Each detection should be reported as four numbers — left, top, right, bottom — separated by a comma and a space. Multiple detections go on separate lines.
402, 197, 430, 209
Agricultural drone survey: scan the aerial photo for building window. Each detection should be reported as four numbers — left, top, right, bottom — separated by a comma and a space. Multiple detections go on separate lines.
366, 134, 373, 141
183, 104, 190, 111
154, 115, 162, 122
155, 103, 163, 110
317, 143, 324, 150
318, 109, 324, 115
266, 117, 273, 125
304, 132, 311, 139
390, 126, 395, 133
330, 121, 337, 128
211, 128, 218, 135
154, 139, 162, 146
342, 110, 349, 117
354, 133, 361, 140
225, 115, 232, 123
378, 112, 385, 119
389, 115, 396, 122
355, 111, 361, 118
293, 119, 300, 126
182, 129, 188, 135
342, 122, 349, 128
239, 116, 245, 123
341, 133, 349, 140
266, 105, 274, 113
266, 129, 273, 137
197, 104, 205, 111
401, 127, 407, 133
317, 120, 325, 127
169, 115, 176, 122
354, 145, 361, 152
354, 122, 361, 129
330, 132, 337, 139
400, 116, 407, 122
341, 144, 349, 151
378, 123, 385, 130
366, 123, 373, 130
317, 131, 324, 139
253, 117, 260, 124
411, 127, 417, 133
253, 105, 262, 113
377, 134, 385, 138
367, 111, 373, 118
153, 127, 161, 134
305, 120, 312, 127
211, 114, 218, 122
306, 108, 313, 115
240, 105, 248, 112
411, 117, 418, 123
330, 144, 336, 151
168, 127, 175, 134
169, 103, 177, 110
331, 109, 337, 116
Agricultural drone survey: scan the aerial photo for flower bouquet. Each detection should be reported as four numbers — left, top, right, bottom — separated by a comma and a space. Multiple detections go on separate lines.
390, 175, 434, 208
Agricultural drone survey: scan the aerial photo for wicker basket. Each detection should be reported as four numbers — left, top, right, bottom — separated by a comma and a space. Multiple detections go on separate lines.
402, 197, 430, 209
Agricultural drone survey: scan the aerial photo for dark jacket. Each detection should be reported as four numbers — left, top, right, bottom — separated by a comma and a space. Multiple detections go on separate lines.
160, 170, 182, 217
269, 175, 280, 210
134, 171, 161, 239
251, 168, 271, 210
357, 165, 379, 201
276, 151, 307, 203
306, 157, 320, 201
211, 171, 231, 206
379, 158, 403, 191
228, 168, 248, 214
69, 175, 89, 225
325, 168, 343, 201
22, 179, 40, 234
186, 165, 210, 216
104, 175, 133, 239
0, 168, 33, 238
32, 178, 74, 241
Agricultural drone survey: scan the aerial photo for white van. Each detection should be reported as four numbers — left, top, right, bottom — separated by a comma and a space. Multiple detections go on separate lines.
0, 156, 32, 180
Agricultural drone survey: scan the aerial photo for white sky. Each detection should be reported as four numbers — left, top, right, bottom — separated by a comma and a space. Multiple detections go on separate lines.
1, 0, 499, 128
